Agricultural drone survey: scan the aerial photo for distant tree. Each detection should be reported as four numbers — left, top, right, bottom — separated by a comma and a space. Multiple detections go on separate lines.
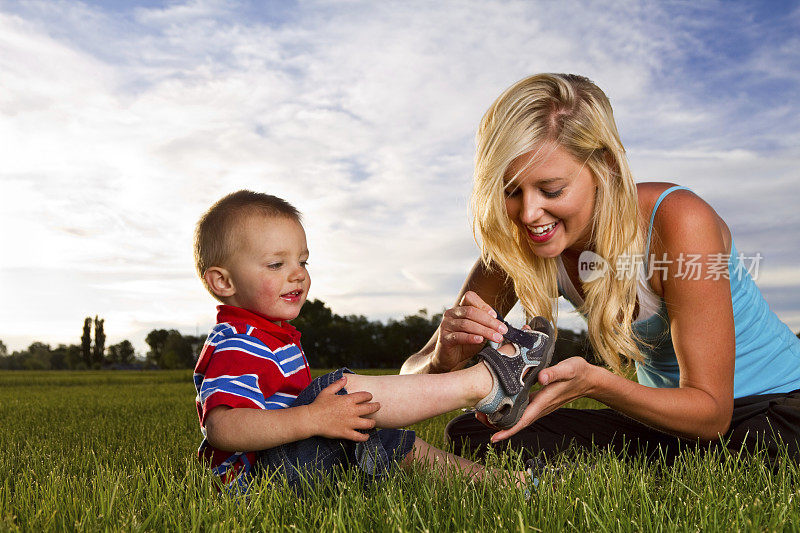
63, 344, 84, 370
292, 299, 336, 366
145, 329, 170, 367
182, 335, 206, 361
23, 342, 52, 370
292, 301, 441, 368
0, 339, 7, 356
161, 331, 194, 369
107, 340, 136, 365
380, 310, 441, 367
49, 344, 68, 370
81, 317, 92, 367
92, 316, 105, 368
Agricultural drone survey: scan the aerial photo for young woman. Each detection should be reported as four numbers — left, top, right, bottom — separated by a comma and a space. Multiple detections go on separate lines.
401, 73, 800, 464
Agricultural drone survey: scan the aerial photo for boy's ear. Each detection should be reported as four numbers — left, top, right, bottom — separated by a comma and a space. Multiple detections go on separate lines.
204, 267, 236, 299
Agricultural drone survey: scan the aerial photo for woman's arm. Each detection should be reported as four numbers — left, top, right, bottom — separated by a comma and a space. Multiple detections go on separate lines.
400, 259, 517, 374
493, 189, 736, 442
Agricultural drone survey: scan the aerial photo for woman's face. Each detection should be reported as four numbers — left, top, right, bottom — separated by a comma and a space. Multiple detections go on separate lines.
503, 143, 597, 258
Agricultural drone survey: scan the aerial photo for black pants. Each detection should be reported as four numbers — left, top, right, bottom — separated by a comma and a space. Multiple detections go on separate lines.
445, 389, 800, 465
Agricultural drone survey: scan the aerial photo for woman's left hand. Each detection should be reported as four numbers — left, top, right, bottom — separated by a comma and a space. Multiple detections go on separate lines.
487, 356, 596, 442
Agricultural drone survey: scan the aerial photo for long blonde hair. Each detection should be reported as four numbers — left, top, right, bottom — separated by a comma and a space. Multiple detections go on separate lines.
471, 73, 643, 372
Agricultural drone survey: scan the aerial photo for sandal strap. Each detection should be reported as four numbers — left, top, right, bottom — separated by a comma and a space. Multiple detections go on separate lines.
498, 317, 539, 348
478, 345, 524, 396
492, 308, 548, 349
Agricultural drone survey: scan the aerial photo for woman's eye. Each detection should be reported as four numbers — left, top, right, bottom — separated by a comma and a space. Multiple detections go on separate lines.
504, 187, 520, 198
542, 188, 564, 199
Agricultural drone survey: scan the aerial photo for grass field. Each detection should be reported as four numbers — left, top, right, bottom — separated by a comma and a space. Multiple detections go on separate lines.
1, 370, 799, 532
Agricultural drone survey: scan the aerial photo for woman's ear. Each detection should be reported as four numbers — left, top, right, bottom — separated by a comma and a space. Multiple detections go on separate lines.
204, 267, 236, 299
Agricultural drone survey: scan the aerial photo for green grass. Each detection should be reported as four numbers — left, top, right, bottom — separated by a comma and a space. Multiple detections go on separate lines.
1, 370, 798, 532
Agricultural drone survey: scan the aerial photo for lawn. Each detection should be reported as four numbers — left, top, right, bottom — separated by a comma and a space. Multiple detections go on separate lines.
1, 370, 798, 532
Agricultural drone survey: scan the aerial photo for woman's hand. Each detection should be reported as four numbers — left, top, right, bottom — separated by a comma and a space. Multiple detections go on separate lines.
430, 291, 508, 373
487, 357, 597, 442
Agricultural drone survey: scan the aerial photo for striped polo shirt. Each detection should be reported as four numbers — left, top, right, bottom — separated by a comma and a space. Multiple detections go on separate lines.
194, 304, 312, 487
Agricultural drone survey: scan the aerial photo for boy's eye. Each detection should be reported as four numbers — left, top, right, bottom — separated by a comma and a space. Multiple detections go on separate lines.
542, 188, 564, 199
300, 261, 309, 268
267, 262, 283, 270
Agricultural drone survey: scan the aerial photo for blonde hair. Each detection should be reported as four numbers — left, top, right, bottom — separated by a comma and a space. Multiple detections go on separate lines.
194, 190, 301, 301
471, 73, 643, 373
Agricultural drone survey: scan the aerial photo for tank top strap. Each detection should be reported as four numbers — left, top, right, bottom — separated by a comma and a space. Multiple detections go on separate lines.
644, 185, 692, 271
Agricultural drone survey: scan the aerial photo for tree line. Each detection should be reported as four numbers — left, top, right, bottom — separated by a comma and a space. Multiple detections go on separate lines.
0, 299, 612, 371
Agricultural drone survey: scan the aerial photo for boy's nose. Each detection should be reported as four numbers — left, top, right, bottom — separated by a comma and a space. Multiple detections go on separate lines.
289, 264, 306, 281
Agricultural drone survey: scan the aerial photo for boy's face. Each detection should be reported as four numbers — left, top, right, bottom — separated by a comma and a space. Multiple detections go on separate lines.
224, 215, 310, 321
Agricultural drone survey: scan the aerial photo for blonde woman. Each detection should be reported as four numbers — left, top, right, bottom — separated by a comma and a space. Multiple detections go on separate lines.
401, 73, 800, 464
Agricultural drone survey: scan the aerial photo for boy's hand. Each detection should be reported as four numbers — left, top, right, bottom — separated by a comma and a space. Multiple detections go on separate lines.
306, 376, 380, 442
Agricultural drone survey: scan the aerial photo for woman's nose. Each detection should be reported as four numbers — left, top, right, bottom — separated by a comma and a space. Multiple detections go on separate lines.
519, 190, 544, 225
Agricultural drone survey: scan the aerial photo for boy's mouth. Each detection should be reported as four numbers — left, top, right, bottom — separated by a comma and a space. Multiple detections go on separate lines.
281, 290, 303, 302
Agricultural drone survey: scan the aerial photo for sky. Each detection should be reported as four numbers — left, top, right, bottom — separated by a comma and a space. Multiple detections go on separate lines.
1, 0, 799, 356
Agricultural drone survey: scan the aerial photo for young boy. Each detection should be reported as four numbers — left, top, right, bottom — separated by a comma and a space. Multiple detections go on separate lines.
192, 190, 553, 492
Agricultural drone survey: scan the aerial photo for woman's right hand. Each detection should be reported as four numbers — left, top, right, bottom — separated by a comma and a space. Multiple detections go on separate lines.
430, 291, 509, 372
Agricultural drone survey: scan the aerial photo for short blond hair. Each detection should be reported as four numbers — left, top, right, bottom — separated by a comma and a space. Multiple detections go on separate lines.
194, 190, 301, 300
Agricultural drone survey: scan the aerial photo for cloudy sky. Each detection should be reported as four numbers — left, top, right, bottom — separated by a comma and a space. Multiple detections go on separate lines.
1, 0, 798, 355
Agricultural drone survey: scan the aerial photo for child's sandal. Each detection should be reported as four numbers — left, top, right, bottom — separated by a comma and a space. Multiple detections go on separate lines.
474, 315, 555, 430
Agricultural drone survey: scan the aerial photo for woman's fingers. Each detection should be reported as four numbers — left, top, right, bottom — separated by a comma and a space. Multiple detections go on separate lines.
458, 290, 495, 313
441, 331, 487, 346
538, 357, 581, 386
443, 295, 507, 341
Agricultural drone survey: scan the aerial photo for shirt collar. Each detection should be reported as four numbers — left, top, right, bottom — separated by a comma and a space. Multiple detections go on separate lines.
216, 305, 301, 344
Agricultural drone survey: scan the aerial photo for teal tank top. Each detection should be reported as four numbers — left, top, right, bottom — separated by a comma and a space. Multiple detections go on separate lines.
559, 185, 800, 398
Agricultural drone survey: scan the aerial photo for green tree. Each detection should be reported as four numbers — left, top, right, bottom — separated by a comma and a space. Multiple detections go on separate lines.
161, 331, 194, 369
145, 329, 170, 367
107, 340, 136, 365
23, 342, 52, 370
63, 344, 84, 370
81, 317, 92, 367
92, 316, 105, 368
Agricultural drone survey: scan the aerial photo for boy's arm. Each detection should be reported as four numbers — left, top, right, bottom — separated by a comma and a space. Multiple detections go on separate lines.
205, 376, 381, 452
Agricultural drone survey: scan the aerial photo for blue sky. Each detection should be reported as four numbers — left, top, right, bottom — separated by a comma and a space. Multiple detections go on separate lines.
1, 0, 798, 355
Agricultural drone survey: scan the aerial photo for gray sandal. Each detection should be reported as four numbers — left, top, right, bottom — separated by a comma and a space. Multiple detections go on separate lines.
474, 315, 555, 429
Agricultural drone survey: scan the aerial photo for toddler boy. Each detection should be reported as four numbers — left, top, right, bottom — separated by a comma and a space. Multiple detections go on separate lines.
193, 190, 550, 492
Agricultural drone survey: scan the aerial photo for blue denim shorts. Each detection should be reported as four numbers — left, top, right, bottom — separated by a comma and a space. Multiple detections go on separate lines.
255, 368, 416, 490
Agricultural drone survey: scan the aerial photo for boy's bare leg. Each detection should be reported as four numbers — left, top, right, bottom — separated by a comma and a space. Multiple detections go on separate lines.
401, 437, 526, 487
344, 362, 493, 428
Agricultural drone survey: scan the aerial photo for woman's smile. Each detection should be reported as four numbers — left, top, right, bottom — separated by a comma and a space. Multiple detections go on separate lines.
526, 220, 560, 242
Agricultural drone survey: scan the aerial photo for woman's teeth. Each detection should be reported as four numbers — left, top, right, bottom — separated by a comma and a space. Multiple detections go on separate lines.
530, 221, 557, 235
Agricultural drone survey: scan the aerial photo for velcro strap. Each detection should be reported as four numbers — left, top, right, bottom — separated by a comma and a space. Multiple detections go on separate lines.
478, 345, 524, 396
498, 316, 545, 350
